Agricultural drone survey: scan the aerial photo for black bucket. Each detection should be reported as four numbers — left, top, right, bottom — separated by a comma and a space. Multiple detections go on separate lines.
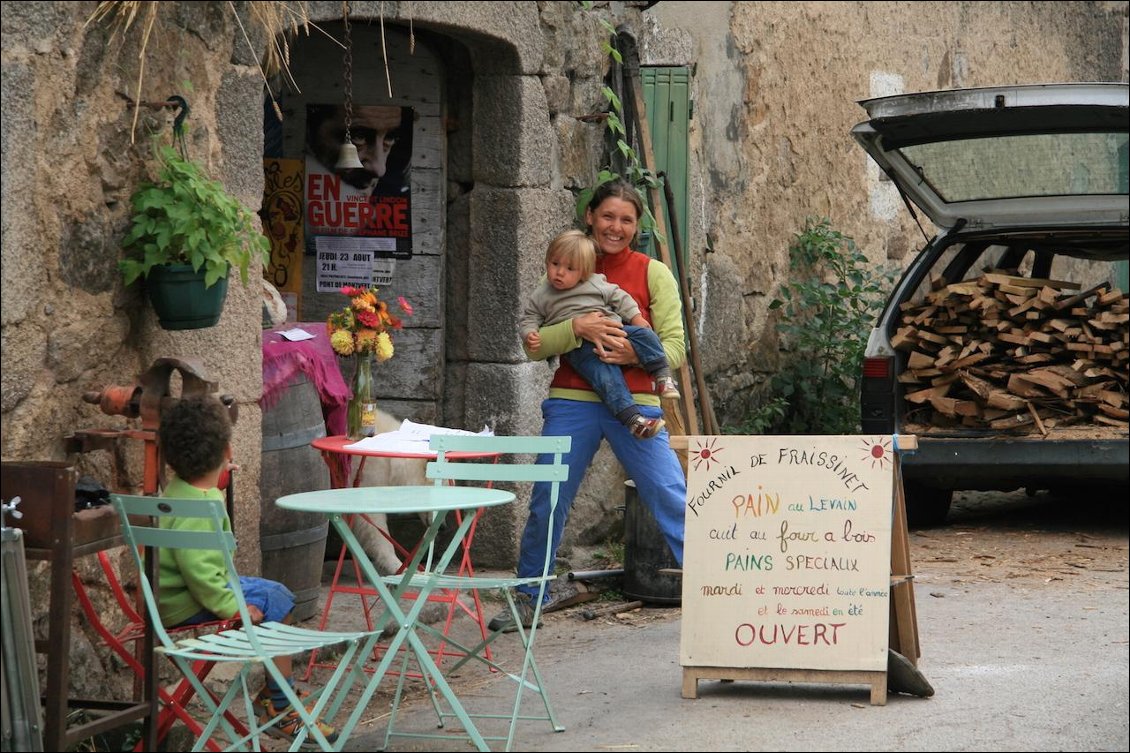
260, 372, 330, 622
622, 480, 681, 605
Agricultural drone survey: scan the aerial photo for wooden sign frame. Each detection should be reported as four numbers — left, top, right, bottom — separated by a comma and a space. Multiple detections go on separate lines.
671, 434, 920, 706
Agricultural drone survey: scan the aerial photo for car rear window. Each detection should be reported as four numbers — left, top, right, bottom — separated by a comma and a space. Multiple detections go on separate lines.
900, 132, 1129, 202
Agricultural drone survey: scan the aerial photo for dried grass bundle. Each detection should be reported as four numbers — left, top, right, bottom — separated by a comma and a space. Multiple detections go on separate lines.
86, 1, 316, 137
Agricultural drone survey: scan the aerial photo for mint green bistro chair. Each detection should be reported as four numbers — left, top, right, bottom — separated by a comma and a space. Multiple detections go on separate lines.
382, 434, 570, 752
110, 494, 383, 752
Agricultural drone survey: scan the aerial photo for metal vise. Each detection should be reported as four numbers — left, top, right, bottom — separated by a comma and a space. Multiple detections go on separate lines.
66, 357, 236, 494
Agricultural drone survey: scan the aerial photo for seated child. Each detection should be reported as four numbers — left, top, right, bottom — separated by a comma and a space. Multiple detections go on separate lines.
157, 394, 336, 748
519, 229, 680, 439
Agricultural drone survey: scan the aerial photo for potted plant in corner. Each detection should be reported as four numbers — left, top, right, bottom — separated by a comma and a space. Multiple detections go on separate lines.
119, 145, 270, 330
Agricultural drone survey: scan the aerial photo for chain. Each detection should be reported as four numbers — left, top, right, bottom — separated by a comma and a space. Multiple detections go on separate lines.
342, 1, 354, 140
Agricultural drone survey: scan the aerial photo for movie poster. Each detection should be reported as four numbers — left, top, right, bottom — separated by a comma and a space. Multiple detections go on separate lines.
262, 158, 305, 294
304, 104, 413, 268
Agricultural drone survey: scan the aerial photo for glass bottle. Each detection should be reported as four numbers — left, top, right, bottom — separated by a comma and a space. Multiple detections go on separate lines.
347, 352, 378, 439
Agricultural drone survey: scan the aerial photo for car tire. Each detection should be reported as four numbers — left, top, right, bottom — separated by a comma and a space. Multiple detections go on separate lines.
903, 482, 953, 528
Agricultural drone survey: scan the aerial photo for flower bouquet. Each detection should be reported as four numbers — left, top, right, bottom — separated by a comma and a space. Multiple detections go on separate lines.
326, 285, 413, 438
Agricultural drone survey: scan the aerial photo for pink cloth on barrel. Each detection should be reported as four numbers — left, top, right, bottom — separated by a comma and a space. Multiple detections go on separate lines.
261, 324, 351, 481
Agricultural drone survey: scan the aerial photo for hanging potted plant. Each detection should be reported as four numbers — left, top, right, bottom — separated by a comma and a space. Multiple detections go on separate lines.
119, 144, 270, 330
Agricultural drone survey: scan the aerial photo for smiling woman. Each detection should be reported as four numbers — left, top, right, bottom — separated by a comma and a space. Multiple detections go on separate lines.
487, 178, 689, 633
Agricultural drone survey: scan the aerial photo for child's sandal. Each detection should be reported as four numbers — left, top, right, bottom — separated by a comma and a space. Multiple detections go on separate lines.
628, 415, 665, 440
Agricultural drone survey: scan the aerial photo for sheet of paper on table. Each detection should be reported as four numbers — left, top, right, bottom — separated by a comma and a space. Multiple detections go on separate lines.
276, 327, 316, 341
344, 420, 494, 454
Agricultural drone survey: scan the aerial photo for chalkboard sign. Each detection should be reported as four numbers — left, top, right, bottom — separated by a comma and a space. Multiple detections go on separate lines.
680, 435, 894, 673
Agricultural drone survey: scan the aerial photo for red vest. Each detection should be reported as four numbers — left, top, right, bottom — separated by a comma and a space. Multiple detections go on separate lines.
549, 249, 655, 394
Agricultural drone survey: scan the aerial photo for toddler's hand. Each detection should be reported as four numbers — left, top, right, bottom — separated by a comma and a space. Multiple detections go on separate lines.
246, 605, 265, 624
217, 461, 240, 491
525, 331, 542, 349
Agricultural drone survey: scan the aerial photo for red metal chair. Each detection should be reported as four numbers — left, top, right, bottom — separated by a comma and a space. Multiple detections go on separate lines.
73, 551, 249, 751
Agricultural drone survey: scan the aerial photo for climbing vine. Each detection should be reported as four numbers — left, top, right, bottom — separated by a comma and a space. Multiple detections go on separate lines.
575, 5, 664, 244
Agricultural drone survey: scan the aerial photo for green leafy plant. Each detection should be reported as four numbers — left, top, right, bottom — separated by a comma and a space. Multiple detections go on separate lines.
573, 14, 665, 246
724, 395, 789, 436
593, 536, 626, 569
758, 217, 895, 435
119, 145, 270, 288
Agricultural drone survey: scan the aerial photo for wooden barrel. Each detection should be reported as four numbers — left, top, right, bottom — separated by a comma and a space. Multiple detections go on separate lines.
260, 372, 329, 622
622, 480, 681, 605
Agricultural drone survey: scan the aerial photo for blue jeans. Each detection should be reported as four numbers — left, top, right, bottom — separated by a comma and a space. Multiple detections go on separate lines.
516, 398, 686, 601
175, 576, 295, 626
562, 324, 669, 417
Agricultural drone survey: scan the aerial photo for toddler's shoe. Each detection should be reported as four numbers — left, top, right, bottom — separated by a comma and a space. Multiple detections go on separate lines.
655, 375, 681, 400
628, 415, 665, 440
255, 686, 338, 750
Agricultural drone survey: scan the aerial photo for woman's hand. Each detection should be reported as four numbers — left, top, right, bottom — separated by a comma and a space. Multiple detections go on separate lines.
573, 312, 630, 356
598, 338, 639, 366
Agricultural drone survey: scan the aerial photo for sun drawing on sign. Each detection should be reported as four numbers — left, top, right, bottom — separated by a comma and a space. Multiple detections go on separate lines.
859, 436, 892, 470
690, 437, 724, 472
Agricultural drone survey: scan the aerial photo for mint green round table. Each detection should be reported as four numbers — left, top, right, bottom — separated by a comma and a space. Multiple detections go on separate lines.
276, 485, 516, 752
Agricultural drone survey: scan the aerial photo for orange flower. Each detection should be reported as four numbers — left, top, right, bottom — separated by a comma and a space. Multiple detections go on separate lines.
355, 329, 378, 352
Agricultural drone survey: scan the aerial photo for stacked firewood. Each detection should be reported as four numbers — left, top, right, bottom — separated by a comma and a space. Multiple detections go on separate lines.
893, 270, 1129, 433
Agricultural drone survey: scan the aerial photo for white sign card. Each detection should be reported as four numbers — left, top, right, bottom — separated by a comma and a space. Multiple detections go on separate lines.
680, 435, 894, 672
314, 236, 383, 292
371, 258, 396, 287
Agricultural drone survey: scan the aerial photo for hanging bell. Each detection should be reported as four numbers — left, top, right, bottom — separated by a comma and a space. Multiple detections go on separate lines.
335, 140, 364, 171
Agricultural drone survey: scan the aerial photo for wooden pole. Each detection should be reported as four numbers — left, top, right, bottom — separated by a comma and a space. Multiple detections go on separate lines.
662, 175, 720, 434
889, 441, 922, 663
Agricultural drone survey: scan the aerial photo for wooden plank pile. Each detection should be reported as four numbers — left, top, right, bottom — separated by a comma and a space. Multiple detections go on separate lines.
893, 270, 1129, 434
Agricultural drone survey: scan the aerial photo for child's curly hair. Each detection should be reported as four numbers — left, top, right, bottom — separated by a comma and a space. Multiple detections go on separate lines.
159, 395, 232, 483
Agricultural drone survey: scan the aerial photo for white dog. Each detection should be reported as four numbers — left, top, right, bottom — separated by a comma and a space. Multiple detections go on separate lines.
349, 410, 475, 628
350, 409, 429, 575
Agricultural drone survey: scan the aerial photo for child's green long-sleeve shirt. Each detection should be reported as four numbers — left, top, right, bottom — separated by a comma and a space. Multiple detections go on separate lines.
157, 476, 238, 626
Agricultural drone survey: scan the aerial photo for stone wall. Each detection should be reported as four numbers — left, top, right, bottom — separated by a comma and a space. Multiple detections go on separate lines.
1, 0, 272, 704
643, 0, 1129, 426
2, 1, 267, 565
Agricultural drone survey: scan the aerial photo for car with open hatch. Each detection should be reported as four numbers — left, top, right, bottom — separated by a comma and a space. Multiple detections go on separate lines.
853, 82, 1129, 526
